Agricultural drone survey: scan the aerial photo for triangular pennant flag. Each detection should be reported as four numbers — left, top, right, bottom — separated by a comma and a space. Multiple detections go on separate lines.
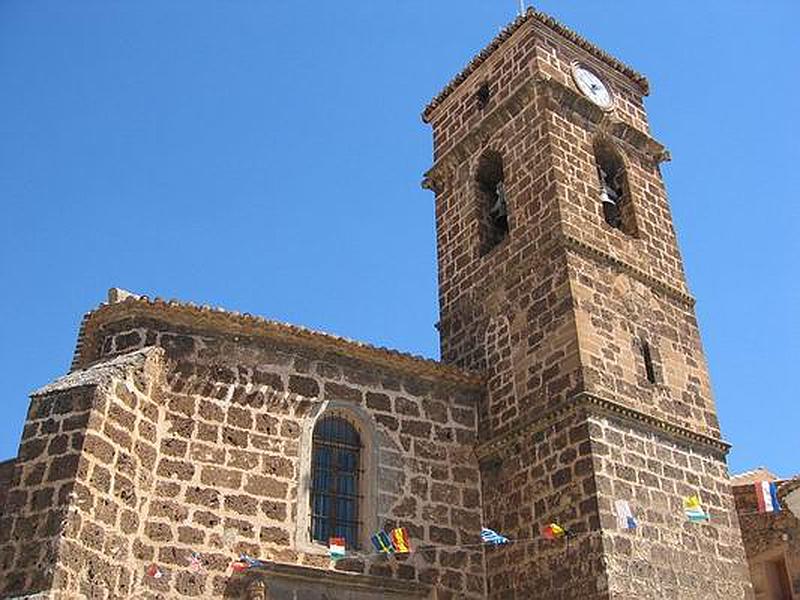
614, 500, 637, 530
329, 537, 346, 560
754, 481, 781, 514
371, 531, 394, 554
541, 523, 566, 539
390, 527, 411, 553
481, 527, 510, 545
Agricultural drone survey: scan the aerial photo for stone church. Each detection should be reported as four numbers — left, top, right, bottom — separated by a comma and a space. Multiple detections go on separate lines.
0, 8, 767, 600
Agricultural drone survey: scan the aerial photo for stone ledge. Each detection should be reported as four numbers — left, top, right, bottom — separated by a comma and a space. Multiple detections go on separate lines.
561, 234, 695, 307
33, 347, 163, 397
241, 561, 432, 597
476, 391, 730, 462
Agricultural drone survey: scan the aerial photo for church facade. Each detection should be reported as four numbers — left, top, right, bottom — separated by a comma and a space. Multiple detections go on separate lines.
0, 9, 756, 600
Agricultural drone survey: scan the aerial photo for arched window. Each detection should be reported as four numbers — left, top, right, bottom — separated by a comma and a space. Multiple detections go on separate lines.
310, 416, 362, 548
476, 150, 509, 254
593, 140, 637, 236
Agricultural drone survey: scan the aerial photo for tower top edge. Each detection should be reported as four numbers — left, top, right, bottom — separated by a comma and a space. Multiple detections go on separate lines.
421, 7, 649, 123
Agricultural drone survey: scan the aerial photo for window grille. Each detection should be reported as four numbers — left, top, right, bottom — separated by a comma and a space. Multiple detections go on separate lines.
310, 416, 362, 548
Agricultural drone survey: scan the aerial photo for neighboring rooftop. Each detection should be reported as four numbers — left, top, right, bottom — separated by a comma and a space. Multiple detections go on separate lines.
421, 7, 649, 123
730, 467, 780, 486
71, 289, 483, 387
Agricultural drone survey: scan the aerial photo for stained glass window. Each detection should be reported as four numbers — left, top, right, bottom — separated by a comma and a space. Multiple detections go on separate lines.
310, 416, 362, 548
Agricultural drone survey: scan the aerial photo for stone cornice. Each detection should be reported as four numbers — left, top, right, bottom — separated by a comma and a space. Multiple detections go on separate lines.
242, 561, 431, 597
72, 290, 485, 389
475, 391, 730, 462
422, 7, 649, 123
435, 232, 695, 334
422, 75, 669, 193
561, 234, 695, 308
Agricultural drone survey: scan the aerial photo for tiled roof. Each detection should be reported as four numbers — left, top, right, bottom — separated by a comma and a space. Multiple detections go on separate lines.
72, 289, 484, 387
421, 7, 649, 123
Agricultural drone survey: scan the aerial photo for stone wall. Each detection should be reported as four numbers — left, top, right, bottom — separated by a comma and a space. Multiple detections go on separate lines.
0, 349, 165, 599
476, 408, 752, 600
0, 459, 14, 517
1, 305, 487, 599
568, 254, 721, 438
592, 416, 752, 599
479, 410, 607, 599
430, 73, 581, 439
733, 480, 800, 599
0, 384, 96, 597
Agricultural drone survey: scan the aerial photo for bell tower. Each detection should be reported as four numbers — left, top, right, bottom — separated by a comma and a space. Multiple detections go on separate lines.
423, 9, 753, 599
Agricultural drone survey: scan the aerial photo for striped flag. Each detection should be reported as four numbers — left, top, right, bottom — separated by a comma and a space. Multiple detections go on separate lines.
390, 527, 411, 553
755, 481, 781, 514
541, 523, 566, 539
329, 537, 346, 560
683, 495, 710, 523
371, 531, 394, 554
481, 527, 510, 545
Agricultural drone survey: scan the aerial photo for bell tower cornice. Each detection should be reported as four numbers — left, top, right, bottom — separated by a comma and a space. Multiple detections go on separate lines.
422, 74, 669, 194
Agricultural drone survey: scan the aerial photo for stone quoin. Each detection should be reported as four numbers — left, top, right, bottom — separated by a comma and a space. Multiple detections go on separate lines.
1, 7, 780, 600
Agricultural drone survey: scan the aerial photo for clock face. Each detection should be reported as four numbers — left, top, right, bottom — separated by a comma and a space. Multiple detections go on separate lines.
572, 64, 614, 110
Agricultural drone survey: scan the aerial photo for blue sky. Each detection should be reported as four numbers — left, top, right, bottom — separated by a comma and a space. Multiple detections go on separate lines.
1, 1, 797, 477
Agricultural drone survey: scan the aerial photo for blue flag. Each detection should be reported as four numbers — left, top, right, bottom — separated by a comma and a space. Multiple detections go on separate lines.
481, 527, 510, 545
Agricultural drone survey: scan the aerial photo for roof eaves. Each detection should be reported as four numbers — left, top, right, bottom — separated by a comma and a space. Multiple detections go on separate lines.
77, 291, 485, 388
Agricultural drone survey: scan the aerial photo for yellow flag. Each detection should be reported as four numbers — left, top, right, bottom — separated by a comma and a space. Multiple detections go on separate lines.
684, 495, 702, 510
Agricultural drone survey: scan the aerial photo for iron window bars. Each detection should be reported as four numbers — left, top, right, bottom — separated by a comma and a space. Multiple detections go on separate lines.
310, 416, 363, 548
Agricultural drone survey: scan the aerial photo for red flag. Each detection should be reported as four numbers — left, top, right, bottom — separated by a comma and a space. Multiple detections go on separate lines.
146, 563, 163, 579
541, 523, 566, 540
390, 527, 411, 553
230, 561, 249, 573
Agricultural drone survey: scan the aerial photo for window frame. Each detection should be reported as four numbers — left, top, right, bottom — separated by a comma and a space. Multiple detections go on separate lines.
474, 149, 509, 255
294, 402, 378, 555
592, 137, 639, 238
309, 415, 363, 548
